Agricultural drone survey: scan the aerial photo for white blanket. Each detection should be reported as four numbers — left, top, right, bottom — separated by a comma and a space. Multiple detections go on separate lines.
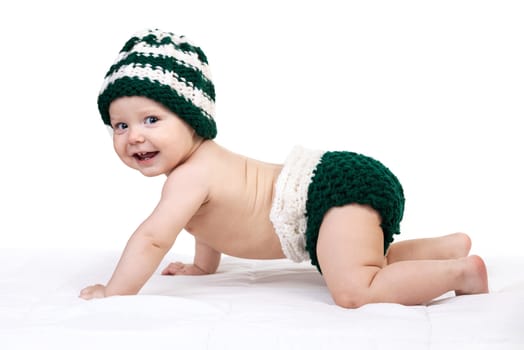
1, 249, 523, 349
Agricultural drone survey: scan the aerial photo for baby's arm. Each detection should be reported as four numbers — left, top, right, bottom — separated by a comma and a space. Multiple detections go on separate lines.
80, 166, 208, 299
162, 239, 221, 275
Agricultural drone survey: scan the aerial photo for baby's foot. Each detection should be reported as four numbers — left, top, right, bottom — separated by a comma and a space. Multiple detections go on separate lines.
447, 232, 472, 258
455, 255, 489, 296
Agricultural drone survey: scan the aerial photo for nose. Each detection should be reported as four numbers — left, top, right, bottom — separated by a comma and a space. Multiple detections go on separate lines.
127, 126, 145, 144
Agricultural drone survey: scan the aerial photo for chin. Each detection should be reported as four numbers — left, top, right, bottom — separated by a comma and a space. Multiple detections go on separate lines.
140, 170, 164, 177
137, 168, 165, 177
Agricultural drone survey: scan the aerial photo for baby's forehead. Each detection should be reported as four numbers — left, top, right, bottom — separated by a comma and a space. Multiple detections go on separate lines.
109, 96, 169, 116
110, 95, 163, 107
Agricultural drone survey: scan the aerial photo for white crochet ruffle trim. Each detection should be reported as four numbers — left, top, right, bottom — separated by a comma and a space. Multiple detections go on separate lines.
270, 146, 326, 262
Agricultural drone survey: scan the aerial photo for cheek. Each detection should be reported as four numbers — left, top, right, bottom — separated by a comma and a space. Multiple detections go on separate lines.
112, 139, 120, 154
112, 139, 128, 159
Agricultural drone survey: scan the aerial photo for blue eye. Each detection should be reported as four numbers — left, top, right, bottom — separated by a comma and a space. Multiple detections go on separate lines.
145, 116, 158, 124
114, 122, 128, 130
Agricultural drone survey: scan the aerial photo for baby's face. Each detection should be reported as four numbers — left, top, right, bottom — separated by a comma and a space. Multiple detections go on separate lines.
108, 96, 201, 177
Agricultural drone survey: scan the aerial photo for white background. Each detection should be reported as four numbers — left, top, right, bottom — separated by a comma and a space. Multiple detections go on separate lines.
0, 0, 522, 258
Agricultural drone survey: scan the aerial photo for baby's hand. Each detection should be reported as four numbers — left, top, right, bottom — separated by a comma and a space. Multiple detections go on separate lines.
79, 284, 106, 300
161, 262, 210, 276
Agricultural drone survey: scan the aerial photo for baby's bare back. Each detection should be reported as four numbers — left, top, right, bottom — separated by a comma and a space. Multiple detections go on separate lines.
184, 142, 285, 259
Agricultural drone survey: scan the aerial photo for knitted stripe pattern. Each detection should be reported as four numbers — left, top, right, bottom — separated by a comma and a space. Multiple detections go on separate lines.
97, 29, 217, 139
305, 150, 405, 272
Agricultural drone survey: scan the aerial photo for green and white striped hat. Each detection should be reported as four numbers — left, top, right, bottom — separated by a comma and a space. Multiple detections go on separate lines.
97, 29, 217, 139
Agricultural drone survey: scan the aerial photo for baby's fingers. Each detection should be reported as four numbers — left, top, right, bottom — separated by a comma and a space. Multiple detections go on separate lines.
161, 262, 185, 275
79, 284, 106, 300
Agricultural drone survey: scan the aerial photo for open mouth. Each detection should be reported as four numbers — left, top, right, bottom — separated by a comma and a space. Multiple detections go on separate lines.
133, 151, 159, 161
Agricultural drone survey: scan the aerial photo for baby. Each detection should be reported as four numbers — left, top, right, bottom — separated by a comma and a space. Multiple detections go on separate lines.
80, 29, 488, 308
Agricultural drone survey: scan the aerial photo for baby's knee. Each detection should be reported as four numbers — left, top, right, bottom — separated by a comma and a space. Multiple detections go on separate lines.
331, 286, 374, 309
331, 289, 371, 309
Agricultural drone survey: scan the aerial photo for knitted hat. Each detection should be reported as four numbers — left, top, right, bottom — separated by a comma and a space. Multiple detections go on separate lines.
97, 29, 217, 139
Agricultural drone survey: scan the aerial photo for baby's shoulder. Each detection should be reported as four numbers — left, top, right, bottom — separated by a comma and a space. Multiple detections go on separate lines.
163, 143, 232, 190
165, 159, 210, 187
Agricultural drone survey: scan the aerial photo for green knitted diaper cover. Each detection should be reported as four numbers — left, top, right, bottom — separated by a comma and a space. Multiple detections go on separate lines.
270, 146, 405, 272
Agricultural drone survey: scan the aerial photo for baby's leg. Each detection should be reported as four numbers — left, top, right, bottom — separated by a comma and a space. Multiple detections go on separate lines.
386, 233, 472, 264
316, 204, 488, 308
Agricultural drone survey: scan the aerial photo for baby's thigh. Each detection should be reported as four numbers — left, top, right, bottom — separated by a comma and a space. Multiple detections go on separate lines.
316, 204, 385, 287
